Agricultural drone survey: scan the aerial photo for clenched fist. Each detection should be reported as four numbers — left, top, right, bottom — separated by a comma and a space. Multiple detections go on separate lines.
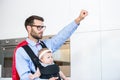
75, 10, 88, 24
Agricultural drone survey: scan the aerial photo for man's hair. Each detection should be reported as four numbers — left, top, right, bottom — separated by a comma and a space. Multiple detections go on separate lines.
24, 15, 44, 30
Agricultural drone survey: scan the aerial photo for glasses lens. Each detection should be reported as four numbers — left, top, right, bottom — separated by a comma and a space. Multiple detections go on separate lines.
37, 26, 46, 30
31, 25, 46, 31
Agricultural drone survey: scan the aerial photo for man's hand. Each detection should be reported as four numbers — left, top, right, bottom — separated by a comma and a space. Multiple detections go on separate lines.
75, 10, 88, 24
49, 77, 58, 80
34, 67, 41, 77
29, 67, 41, 80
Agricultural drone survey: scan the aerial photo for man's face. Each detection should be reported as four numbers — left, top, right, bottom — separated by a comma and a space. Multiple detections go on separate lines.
30, 19, 45, 39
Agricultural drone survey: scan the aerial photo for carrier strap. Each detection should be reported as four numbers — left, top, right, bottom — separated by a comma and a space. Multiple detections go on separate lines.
23, 45, 44, 70
39, 41, 47, 48
22, 41, 61, 80
22, 41, 47, 70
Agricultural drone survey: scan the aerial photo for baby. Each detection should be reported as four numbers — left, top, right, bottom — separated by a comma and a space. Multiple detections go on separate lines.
29, 48, 70, 80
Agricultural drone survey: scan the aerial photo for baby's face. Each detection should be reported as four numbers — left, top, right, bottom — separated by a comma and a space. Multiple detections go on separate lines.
40, 52, 53, 64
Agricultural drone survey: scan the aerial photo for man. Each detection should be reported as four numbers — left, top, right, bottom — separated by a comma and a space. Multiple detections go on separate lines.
12, 10, 88, 80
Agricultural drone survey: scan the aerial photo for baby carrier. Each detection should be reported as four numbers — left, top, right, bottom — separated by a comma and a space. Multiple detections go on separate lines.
22, 41, 61, 80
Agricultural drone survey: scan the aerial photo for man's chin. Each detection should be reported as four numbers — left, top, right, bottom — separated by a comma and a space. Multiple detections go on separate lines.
39, 36, 42, 39
34, 37, 42, 40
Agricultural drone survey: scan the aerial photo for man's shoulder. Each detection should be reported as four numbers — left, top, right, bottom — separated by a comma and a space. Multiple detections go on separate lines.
18, 40, 28, 46
16, 40, 28, 49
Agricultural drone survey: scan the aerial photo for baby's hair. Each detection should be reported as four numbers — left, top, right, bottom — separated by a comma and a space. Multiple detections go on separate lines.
38, 48, 52, 59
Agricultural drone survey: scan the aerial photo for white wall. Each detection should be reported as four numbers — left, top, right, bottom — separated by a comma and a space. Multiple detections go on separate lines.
0, 0, 120, 80
0, 0, 71, 39
70, 0, 120, 80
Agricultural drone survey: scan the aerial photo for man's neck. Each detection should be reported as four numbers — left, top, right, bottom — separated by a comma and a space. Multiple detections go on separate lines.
28, 36, 39, 43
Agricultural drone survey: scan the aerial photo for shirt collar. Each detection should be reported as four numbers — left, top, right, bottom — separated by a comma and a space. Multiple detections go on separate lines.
26, 38, 41, 46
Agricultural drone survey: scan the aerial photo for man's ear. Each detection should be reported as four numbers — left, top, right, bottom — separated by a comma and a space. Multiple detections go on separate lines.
27, 25, 31, 32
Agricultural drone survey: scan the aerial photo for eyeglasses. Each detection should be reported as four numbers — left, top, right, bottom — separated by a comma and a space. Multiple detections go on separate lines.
31, 25, 46, 31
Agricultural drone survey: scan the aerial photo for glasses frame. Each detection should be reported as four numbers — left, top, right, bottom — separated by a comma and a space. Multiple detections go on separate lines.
31, 25, 46, 31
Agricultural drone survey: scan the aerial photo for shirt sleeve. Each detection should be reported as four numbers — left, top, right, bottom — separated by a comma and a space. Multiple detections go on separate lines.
44, 21, 79, 52
16, 47, 32, 80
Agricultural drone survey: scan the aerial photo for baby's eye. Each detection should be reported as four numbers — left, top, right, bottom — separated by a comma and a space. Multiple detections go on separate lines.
47, 56, 50, 58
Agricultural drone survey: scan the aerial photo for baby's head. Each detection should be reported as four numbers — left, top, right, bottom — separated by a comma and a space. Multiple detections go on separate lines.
38, 48, 53, 64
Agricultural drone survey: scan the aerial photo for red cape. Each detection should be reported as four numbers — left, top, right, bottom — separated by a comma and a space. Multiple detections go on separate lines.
12, 40, 28, 80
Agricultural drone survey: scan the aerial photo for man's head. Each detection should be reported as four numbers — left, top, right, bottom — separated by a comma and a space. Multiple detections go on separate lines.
25, 15, 44, 30
25, 15, 46, 41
